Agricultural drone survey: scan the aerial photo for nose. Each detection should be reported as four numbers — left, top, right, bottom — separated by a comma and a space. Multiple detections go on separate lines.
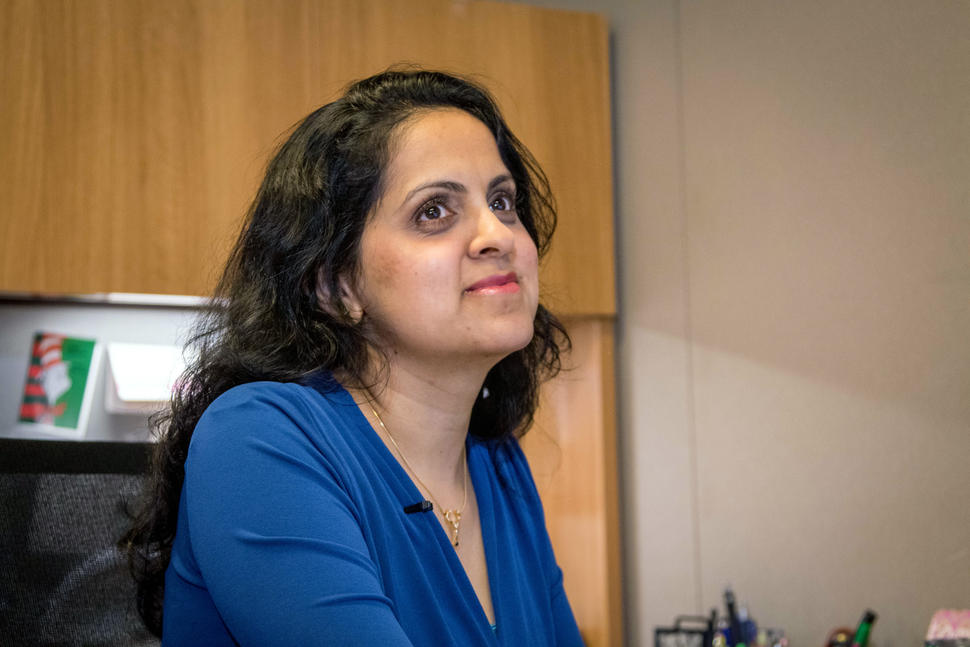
469, 205, 515, 259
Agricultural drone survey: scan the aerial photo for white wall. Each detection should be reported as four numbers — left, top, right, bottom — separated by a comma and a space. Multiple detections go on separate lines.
522, 1, 970, 645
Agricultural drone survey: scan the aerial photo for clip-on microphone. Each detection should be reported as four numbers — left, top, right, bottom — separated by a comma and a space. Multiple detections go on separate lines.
403, 500, 434, 514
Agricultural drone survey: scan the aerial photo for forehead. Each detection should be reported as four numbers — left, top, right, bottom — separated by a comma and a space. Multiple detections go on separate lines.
383, 108, 508, 190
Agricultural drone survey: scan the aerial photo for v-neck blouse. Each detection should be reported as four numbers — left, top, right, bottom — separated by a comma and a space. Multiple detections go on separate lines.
162, 374, 584, 646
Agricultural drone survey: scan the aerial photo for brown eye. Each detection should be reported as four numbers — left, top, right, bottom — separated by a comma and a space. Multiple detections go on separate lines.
489, 195, 514, 212
413, 196, 456, 232
416, 198, 451, 222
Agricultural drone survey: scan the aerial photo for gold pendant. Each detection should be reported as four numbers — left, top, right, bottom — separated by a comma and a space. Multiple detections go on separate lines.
443, 509, 462, 547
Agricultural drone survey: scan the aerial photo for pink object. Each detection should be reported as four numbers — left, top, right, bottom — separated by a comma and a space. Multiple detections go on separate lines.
927, 610, 970, 640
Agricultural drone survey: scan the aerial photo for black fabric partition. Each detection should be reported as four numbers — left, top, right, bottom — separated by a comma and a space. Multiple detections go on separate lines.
0, 438, 159, 646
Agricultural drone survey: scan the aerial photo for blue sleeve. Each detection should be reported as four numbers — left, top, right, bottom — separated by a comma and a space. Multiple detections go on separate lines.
178, 384, 413, 646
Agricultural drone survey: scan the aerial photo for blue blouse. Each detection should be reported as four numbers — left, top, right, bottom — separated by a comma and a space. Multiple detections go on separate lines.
162, 373, 584, 646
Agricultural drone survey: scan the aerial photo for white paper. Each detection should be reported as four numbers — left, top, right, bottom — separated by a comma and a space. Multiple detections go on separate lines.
105, 342, 185, 414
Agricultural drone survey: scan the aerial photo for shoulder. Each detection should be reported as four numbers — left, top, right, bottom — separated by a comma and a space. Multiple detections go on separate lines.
204, 380, 309, 412
202, 378, 343, 419
199, 376, 354, 431
473, 434, 566, 592
475, 434, 543, 506
187, 377, 362, 474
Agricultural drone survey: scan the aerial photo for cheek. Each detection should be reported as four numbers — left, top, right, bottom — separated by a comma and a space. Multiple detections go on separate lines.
361, 242, 455, 311
518, 236, 540, 283
367, 250, 403, 290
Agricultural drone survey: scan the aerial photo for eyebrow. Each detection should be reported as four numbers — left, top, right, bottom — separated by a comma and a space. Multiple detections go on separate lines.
401, 174, 515, 207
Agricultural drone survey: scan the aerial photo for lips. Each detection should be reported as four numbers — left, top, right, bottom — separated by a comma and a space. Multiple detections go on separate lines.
465, 272, 519, 294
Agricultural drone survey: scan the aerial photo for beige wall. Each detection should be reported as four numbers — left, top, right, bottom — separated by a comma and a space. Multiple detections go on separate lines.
523, 1, 970, 645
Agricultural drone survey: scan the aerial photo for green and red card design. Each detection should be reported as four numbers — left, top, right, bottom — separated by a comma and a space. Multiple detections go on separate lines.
19, 332, 99, 436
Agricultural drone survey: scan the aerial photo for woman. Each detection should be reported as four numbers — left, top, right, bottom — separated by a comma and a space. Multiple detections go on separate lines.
123, 69, 582, 646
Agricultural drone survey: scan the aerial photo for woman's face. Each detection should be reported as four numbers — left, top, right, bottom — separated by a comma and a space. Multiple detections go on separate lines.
345, 108, 539, 369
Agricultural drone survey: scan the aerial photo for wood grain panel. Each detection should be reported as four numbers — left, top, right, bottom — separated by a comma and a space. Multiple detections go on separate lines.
0, 0, 614, 314
524, 316, 622, 646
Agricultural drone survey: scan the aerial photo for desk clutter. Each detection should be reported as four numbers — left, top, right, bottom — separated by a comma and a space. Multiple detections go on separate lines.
925, 610, 970, 647
824, 611, 877, 647
654, 587, 883, 647
657, 591, 970, 647
14, 329, 185, 440
655, 587, 788, 647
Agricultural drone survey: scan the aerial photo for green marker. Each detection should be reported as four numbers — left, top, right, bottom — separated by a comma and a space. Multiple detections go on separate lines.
850, 610, 877, 647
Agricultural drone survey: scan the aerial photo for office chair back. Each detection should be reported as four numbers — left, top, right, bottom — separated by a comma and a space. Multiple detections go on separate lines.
0, 438, 159, 646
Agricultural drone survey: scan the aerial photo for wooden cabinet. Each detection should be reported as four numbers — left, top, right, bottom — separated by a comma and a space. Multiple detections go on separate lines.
0, 0, 614, 316
523, 316, 622, 647
1, 1, 620, 643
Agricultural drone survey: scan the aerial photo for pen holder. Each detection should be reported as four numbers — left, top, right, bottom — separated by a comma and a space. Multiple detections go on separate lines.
655, 612, 717, 647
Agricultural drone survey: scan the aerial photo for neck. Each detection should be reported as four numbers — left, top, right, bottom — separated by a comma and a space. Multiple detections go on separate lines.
353, 354, 490, 484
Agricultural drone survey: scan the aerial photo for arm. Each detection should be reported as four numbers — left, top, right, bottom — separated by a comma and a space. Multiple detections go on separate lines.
180, 385, 413, 646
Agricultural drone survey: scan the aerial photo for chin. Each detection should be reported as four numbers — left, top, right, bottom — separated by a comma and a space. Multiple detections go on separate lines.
484, 322, 535, 358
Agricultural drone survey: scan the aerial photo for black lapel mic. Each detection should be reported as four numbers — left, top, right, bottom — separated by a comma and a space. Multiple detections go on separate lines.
403, 500, 433, 514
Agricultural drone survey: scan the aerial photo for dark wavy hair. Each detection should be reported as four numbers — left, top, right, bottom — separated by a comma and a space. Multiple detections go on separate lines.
120, 68, 569, 636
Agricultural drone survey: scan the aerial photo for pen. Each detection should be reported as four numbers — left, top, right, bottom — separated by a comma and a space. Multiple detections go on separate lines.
724, 587, 746, 647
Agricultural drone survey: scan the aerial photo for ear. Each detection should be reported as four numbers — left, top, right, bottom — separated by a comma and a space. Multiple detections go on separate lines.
315, 268, 365, 324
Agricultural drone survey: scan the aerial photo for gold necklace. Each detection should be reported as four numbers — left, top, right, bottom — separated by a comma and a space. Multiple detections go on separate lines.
367, 403, 468, 547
